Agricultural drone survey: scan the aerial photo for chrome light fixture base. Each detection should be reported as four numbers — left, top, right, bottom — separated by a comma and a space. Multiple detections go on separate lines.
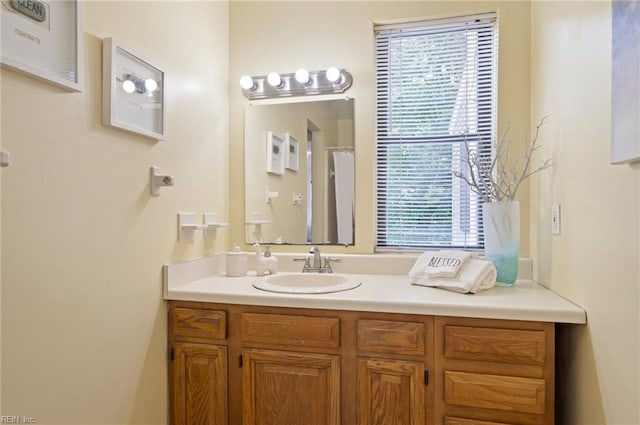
240, 68, 353, 100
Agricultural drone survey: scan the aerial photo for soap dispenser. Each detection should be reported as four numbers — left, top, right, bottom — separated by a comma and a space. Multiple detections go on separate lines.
253, 242, 278, 276
226, 245, 248, 277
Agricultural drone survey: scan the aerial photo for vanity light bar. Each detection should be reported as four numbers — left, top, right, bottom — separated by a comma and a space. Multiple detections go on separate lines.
240, 67, 353, 100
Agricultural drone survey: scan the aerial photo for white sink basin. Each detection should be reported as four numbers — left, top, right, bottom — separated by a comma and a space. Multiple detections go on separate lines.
253, 273, 361, 294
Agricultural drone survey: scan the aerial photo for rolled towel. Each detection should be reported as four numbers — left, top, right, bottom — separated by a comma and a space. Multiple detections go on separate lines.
411, 257, 497, 294
422, 250, 471, 278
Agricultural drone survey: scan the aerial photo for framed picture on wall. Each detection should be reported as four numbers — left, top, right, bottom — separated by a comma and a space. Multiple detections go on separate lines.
285, 133, 300, 172
266, 131, 285, 175
611, 1, 640, 163
0, 0, 83, 91
102, 37, 166, 140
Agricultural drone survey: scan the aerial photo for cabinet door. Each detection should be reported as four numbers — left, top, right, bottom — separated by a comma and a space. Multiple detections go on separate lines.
242, 349, 340, 425
171, 342, 227, 425
357, 358, 426, 425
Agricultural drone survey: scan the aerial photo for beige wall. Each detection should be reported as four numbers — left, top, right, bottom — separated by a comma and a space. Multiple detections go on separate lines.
229, 1, 532, 254
1, 1, 229, 423
530, 1, 640, 423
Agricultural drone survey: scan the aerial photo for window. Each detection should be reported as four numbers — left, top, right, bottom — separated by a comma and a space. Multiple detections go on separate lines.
375, 13, 498, 250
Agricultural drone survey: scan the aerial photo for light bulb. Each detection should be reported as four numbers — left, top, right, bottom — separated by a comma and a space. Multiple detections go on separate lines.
326, 66, 341, 83
240, 75, 255, 90
145, 78, 158, 92
295, 68, 310, 84
267, 72, 282, 87
122, 79, 136, 94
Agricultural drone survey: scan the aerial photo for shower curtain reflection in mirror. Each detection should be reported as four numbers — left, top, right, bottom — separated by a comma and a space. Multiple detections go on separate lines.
331, 149, 354, 245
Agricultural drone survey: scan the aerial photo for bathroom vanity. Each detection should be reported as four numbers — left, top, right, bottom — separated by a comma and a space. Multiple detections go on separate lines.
164, 255, 585, 425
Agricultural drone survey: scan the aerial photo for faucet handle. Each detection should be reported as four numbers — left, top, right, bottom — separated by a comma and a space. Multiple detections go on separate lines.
263, 244, 272, 257
293, 256, 312, 272
322, 257, 341, 273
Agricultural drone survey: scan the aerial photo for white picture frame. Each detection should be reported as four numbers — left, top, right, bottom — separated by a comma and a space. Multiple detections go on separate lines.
0, 0, 83, 91
102, 37, 166, 140
266, 131, 285, 175
285, 133, 300, 172
611, 1, 640, 163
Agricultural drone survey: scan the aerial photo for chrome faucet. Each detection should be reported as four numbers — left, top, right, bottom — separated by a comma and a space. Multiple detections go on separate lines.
310, 246, 322, 270
294, 246, 340, 273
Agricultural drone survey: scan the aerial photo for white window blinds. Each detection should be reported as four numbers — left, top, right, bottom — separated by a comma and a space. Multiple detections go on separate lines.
375, 13, 498, 250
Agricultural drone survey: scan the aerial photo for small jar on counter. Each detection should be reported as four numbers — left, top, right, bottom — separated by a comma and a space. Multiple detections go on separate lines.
226, 246, 248, 277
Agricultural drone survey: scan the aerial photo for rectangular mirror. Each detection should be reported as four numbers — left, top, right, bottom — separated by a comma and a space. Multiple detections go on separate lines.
245, 98, 354, 245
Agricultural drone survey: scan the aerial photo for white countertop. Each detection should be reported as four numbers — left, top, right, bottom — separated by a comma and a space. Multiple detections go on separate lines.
164, 255, 586, 324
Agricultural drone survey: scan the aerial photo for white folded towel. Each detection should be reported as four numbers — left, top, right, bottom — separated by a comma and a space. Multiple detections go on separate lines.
410, 257, 497, 294
422, 250, 471, 278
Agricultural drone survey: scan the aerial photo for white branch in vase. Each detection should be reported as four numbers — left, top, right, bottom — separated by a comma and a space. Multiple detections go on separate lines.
453, 117, 553, 202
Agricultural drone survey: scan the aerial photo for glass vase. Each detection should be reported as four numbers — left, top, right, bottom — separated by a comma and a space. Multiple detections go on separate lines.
482, 201, 520, 285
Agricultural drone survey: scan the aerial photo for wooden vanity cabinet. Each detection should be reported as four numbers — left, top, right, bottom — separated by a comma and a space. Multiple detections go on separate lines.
168, 301, 555, 425
242, 349, 340, 425
240, 312, 342, 425
356, 318, 432, 425
172, 343, 228, 425
169, 305, 229, 425
435, 316, 555, 425
169, 302, 347, 425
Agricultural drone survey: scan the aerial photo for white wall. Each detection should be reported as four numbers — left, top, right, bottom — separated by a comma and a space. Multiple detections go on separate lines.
0, 2, 229, 423
530, 1, 640, 423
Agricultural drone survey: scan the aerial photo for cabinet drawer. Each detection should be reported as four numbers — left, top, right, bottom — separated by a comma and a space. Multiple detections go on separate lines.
171, 307, 226, 340
445, 417, 513, 425
444, 371, 545, 415
444, 326, 546, 365
357, 319, 425, 355
241, 313, 340, 348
